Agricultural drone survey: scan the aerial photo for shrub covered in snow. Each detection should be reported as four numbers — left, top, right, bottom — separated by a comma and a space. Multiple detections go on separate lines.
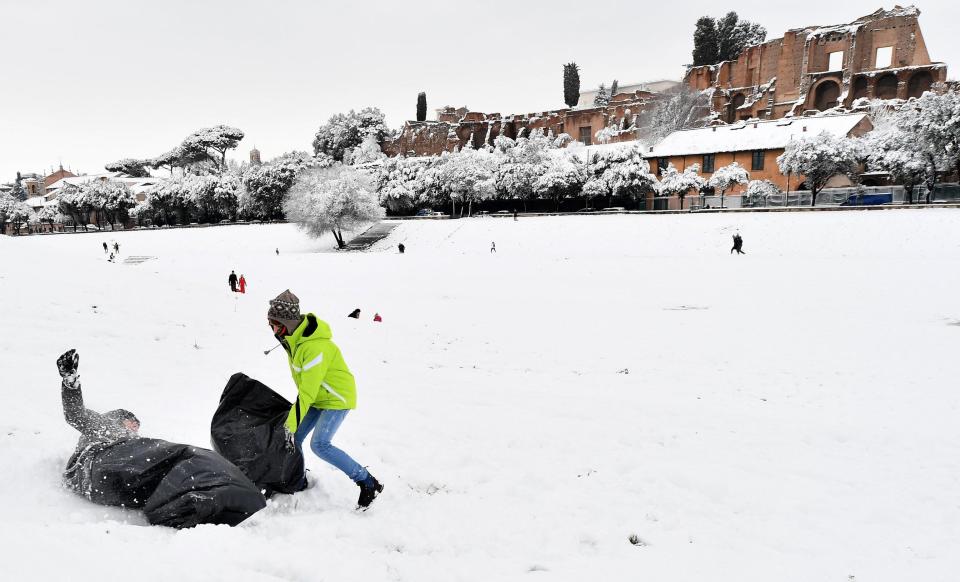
745, 179, 781, 206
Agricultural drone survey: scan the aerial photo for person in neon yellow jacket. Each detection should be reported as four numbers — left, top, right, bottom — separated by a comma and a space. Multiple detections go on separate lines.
267, 289, 383, 509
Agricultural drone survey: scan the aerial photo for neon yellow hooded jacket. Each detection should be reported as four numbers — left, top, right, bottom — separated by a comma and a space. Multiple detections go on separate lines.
282, 313, 357, 432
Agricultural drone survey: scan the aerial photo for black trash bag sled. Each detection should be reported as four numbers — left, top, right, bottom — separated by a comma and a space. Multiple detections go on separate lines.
210, 373, 306, 496
86, 438, 267, 528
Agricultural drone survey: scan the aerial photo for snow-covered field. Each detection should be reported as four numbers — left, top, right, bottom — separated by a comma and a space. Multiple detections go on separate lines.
1, 211, 959, 581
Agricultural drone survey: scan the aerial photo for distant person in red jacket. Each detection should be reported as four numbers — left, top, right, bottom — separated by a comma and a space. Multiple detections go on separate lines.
239, 275, 247, 294
373, 313, 382, 322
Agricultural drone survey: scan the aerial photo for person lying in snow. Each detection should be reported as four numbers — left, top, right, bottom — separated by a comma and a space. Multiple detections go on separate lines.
58, 349, 141, 495
57, 349, 265, 527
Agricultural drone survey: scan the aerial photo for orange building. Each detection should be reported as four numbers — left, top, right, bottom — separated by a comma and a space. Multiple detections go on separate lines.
645, 113, 873, 209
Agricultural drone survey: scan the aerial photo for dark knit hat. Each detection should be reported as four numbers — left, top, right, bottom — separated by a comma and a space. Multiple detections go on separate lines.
268, 289, 302, 332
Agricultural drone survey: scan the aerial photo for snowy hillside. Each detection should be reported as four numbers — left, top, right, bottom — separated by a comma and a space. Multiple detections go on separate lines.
1, 211, 959, 581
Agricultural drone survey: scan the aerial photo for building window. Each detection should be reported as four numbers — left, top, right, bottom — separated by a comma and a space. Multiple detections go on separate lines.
658, 158, 669, 175
828, 51, 843, 72
876, 46, 893, 69
751, 150, 765, 171
702, 154, 715, 173
579, 126, 592, 145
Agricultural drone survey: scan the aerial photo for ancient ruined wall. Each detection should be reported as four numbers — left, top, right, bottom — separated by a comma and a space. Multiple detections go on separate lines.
384, 92, 660, 156
683, 6, 948, 122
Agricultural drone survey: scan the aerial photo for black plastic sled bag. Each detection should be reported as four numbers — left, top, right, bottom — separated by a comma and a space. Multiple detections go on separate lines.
211, 373, 306, 496
87, 438, 266, 528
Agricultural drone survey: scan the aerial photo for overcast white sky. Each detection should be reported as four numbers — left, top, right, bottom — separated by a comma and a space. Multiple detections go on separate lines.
1, 0, 957, 181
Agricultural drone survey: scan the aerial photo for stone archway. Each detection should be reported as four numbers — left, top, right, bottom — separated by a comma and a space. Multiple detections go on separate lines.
875, 74, 899, 100
907, 71, 933, 99
851, 76, 868, 101
814, 80, 841, 111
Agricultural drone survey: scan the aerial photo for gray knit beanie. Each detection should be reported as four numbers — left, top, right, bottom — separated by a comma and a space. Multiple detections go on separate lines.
268, 289, 302, 333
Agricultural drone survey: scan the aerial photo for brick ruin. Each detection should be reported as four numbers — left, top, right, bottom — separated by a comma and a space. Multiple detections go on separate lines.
684, 5, 948, 122
383, 6, 949, 158
382, 91, 662, 157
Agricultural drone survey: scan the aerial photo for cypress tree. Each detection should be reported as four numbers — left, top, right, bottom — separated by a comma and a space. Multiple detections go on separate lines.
610, 79, 619, 97
692, 16, 719, 66
416, 92, 427, 122
563, 62, 581, 108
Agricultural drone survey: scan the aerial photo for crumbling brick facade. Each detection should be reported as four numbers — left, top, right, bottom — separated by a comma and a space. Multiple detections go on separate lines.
684, 6, 948, 122
382, 91, 660, 157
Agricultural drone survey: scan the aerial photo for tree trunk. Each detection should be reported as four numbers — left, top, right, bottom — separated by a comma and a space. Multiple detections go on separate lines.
906, 184, 914, 205
720, 190, 725, 209
451, 198, 456, 218
810, 187, 818, 207
332, 228, 345, 248
468, 199, 472, 217
679, 195, 684, 210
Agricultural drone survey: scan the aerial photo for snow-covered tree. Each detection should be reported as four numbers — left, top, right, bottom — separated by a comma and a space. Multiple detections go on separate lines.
642, 87, 712, 145
610, 79, 619, 97
707, 161, 749, 208
105, 158, 151, 177
777, 132, 862, 206
349, 133, 388, 166
374, 156, 432, 213
745, 179, 780, 207
899, 90, 960, 200
594, 84, 609, 107
595, 125, 618, 145
864, 114, 930, 204
179, 125, 245, 173
535, 153, 588, 211
240, 151, 320, 220
439, 146, 496, 216
80, 179, 136, 228
312, 107, 388, 161
284, 165, 384, 248
659, 163, 705, 209
36, 203, 65, 227
0, 193, 26, 233
494, 130, 555, 210
6, 200, 32, 234
586, 144, 659, 208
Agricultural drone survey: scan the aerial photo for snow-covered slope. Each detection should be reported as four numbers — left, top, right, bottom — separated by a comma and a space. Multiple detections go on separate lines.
1, 212, 958, 581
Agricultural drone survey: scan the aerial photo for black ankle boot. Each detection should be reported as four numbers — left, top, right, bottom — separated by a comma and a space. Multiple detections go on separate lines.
357, 474, 383, 509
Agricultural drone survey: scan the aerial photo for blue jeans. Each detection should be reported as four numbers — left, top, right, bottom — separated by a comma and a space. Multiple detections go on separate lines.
294, 408, 369, 483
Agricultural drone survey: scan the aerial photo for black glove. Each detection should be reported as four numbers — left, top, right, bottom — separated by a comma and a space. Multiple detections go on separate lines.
57, 349, 80, 389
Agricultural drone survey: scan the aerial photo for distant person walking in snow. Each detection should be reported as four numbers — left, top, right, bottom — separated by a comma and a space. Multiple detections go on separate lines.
275, 248, 279, 256
490, 241, 496, 253
102, 242, 108, 254
513, 209, 518, 221
373, 313, 382, 322
113, 242, 120, 254
238, 275, 247, 294
266, 290, 383, 509
731, 233, 745, 255
348, 308, 361, 319
398, 243, 405, 254
228, 270, 239, 292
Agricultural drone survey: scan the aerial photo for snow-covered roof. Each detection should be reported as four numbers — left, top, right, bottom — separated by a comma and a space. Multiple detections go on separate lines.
647, 113, 869, 158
